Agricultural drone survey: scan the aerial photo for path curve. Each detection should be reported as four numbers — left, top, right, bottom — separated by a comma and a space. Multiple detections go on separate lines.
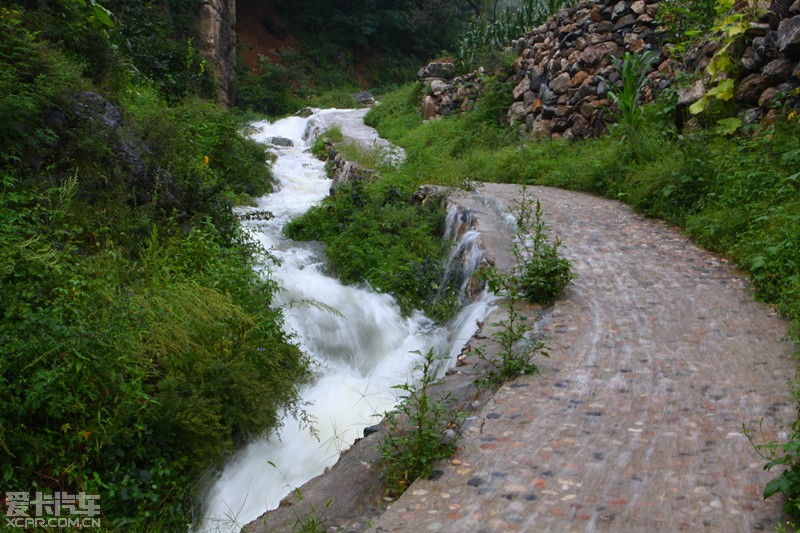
368, 184, 796, 533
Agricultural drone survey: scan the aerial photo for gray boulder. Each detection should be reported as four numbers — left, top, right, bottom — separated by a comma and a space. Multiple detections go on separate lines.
418, 61, 456, 80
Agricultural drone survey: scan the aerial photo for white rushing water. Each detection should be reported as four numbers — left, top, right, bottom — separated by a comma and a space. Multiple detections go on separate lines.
197, 109, 493, 532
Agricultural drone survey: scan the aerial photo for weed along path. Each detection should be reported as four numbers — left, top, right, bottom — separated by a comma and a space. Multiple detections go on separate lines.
368, 183, 797, 533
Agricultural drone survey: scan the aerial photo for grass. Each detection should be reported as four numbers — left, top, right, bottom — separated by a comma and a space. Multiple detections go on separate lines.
366, 83, 800, 345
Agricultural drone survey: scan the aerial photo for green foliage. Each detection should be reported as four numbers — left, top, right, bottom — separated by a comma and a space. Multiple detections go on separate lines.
688, 0, 762, 118
379, 350, 463, 497
657, 0, 717, 55
279, 0, 472, 62
478, 264, 547, 388
104, 0, 215, 100
746, 389, 800, 520
365, 82, 516, 188
0, 6, 85, 164
456, 0, 574, 71
0, 175, 309, 529
237, 52, 309, 117
476, 188, 567, 388
310, 126, 344, 160
606, 51, 659, 136
18, 0, 118, 83
124, 89, 275, 202
514, 195, 574, 305
0, 5, 307, 529
285, 178, 460, 322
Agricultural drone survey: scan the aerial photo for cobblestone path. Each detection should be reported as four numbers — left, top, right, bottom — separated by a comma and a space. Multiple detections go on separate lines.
368, 184, 796, 533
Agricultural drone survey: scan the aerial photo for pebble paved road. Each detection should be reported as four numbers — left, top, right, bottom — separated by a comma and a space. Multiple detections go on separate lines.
368, 184, 797, 533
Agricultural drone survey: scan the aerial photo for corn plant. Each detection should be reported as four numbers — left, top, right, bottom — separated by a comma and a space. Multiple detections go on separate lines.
457, 0, 574, 71
606, 50, 659, 135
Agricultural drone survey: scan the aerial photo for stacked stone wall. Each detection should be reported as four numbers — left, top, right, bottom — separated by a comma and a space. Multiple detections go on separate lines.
419, 0, 800, 138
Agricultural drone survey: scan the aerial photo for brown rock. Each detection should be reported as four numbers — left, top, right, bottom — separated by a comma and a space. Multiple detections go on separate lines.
591, 4, 604, 22
758, 86, 779, 106
580, 41, 623, 68
631, 0, 646, 14
613, 13, 638, 31
612, 0, 629, 21
571, 71, 591, 87
777, 15, 800, 56
763, 57, 794, 82
513, 76, 530, 100
570, 114, 591, 136
578, 98, 595, 118
509, 101, 529, 125
735, 73, 771, 103
422, 95, 437, 120
530, 117, 552, 139
197, 0, 237, 107
551, 72, 572, 94
555, 104, 574, 117
677, 79, 705, 107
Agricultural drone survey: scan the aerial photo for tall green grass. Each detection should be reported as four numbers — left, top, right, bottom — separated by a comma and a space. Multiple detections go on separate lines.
367, 83, 800, 342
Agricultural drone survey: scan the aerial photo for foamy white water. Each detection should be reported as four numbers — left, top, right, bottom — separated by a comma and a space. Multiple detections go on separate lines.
196, 109, 493, 532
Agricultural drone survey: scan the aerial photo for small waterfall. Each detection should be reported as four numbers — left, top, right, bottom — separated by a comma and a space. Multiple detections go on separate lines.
440, 205, 487, 302
196, 110, 493, 532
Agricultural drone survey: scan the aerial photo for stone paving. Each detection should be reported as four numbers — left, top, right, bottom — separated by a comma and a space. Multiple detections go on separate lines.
367, 184, 797, 533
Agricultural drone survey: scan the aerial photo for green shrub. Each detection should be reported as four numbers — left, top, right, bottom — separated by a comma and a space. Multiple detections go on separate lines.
285, 178, 460, 322
0, 6, 307, 528
379, 350, 463, 497
0, 175, 309, 529
104, 0, 216, 101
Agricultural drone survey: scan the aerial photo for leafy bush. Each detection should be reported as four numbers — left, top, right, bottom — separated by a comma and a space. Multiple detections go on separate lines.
0, 173, 310, 529
501, 188, 574, 306
379, 350, 463, 497
104, 0, 215, 101
0, 6, 85, 164
236, 53, 308, 117
0, 5, 308, 529
285, 179, 460, 322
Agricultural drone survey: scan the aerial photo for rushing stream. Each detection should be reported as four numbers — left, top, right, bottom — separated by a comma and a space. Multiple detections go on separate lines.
197, 109, 493, 532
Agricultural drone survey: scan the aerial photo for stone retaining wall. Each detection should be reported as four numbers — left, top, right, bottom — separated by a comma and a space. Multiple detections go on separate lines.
419, 0, 800, 137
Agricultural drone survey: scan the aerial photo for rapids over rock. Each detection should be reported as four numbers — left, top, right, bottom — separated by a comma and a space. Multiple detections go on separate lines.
196, 109, 494, 532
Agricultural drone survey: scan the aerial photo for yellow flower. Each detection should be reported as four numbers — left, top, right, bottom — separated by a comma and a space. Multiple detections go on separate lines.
202, 155, 209, 165
789, 111, 797, 122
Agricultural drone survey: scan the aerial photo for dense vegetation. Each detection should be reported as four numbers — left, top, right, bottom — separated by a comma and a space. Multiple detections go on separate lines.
5, 0, 800, 527
1, 2, 309, 529
365, 84, 800, 343
285, 161, 462, 323
362, 62, 800, 526
234, 0, 554, 115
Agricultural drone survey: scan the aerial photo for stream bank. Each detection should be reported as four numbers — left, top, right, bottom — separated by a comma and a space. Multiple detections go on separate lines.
241, 185, 547, 532
197, 110, 496, 532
